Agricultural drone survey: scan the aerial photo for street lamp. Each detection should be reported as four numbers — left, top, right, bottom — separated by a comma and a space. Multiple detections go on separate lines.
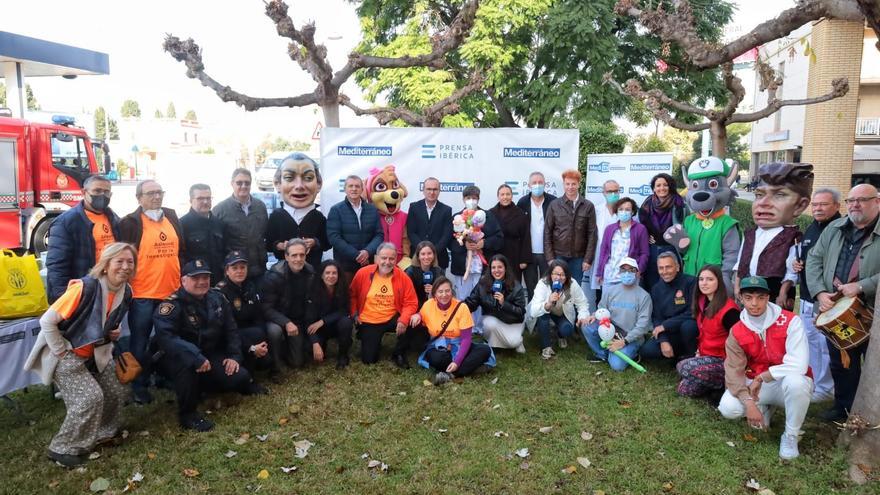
131, 144, 139, 179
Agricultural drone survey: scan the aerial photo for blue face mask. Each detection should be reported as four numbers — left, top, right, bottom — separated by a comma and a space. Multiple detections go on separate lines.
617, 210, 632, 223
605, 192, 620, 205
620, 271, 637, 286
530, 184, 545, 196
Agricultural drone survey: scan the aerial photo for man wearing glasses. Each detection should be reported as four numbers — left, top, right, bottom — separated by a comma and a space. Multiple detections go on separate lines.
119, 179, 185, 404
406, 177, 453, 270
213, 168, 269, 279
46, 174, 120, 302
180, 183, 225, 284
807, 183, 880, 422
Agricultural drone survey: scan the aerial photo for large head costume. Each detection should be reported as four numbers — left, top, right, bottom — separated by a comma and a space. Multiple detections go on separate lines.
274, 152, 322, 209
365, 165, 411, 267
664, 156, 742, 294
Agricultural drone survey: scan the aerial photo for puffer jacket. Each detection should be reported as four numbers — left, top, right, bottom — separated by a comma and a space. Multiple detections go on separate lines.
544, 195, 598, 262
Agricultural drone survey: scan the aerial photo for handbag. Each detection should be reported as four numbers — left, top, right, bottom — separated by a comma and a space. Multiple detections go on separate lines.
114, 351, 142, 384
0, 249, 48, 318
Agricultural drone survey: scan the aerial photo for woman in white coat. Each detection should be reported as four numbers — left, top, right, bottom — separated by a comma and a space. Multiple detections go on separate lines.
528, 259, 591, 359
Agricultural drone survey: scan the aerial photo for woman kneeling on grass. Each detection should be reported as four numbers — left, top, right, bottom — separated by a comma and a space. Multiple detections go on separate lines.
676, 264, 740, 399
528, 260, 591, 360
417, 277, 496, 385
25, 242, 136, 467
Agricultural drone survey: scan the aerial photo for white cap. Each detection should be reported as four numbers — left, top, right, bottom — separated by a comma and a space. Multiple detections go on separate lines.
619, 257, 638, 269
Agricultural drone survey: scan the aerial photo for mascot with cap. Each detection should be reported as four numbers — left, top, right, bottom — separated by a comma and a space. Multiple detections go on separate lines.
664, 156, 742, 295
365, 165, 411, 268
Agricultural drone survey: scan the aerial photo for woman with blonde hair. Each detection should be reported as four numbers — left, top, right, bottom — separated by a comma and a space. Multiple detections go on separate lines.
25, 242, 136, 467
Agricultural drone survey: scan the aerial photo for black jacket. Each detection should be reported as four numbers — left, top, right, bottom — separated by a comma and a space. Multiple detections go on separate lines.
516, 192, 557, 219
404, 264, 445, 309
180, 208, 225, 283
212, 195, 269, 278
406, 199, 454, 268
449, 207, 504, 276
153, 287, 242, 372
213, 277, 264, 328
799, 212, 841, 302
305, 282, 351, 344
650, 273, 697, 328
266, 206, 329, 269
464, 280, 527, 325
260, 260, 314, 327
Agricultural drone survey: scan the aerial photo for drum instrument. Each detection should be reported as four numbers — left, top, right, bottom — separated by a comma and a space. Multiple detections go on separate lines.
815, 296, 873, 351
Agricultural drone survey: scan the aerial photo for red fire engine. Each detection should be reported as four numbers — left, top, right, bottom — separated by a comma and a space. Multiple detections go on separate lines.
0, 114, 101, 254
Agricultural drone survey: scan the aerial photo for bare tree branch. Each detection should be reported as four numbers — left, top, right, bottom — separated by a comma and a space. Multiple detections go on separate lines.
857, 0, 880, 49
341, 72, 484, 127
604, 75, 711, 131
264, 1, 334, 85
163, 35, 318, 111
615, 0, 864, 69
332, 0, 479, 87
713, 63, 745, 121
729, 77, 849, 122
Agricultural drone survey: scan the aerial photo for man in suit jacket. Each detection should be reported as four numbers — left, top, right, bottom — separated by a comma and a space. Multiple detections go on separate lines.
327, 175, 384, 279
406, 177, 453, 269
515, 171, 557, 299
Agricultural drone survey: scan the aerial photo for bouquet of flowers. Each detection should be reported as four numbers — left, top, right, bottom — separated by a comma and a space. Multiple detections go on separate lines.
453, 209, 487, 278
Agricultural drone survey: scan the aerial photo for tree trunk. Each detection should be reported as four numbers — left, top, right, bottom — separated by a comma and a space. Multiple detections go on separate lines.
322, 102, 340, 128
710, 120, 727, 158
842, 288, 880, 484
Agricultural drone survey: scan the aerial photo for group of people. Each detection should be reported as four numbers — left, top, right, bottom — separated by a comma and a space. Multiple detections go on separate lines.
21, 151, 880, 467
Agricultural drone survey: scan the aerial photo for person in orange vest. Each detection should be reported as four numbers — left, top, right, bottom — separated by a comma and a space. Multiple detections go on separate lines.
717, 276, 812, 460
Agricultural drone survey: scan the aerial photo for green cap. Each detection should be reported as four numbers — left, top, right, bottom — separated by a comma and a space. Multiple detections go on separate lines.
739, 276, 770, 293
687, 156, 730, 180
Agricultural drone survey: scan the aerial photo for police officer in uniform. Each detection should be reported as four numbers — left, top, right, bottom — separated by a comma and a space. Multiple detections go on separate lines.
213, 251, 281, 382
153, 259, 266, 432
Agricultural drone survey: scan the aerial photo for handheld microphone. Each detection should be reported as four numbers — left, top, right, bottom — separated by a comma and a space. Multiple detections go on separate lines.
492, 280, 503, 293
552, 280, 563, 293
423, 271, 434, 285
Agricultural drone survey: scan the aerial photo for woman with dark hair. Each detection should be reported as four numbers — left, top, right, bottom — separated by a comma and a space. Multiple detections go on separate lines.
489, 184, 531, 282
404, 241, 445, 309
638, 172, 685, 288
417, 277, 496, 385
25, 242, 135, 467
465, 254, 528, 352
305, 260, 353, 369
266, 153, 329, 268
596, 197, 649, 289
675, 264, 740, 398
528, 259, 590, 359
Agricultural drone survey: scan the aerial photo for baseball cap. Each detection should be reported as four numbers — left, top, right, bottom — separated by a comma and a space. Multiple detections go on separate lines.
687, 156, 729, 180
739, 276, 770, 293
224, 250, 248, 267
182, 259, 212, 277
619, 257, 639, 269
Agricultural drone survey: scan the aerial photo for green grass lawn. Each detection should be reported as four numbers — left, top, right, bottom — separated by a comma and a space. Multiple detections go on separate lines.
0, 334, 873, 495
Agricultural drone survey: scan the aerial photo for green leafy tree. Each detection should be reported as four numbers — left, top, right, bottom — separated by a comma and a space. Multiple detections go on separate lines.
166, 102, 177, 119
574, 120, 627, 191
154, 109, 164, 118
691, 122, 750, 165
184, 109, 198, 121
0, 82, 41, 110
94, 107, 120, 141
255, 136, 311, 164
121, 99, 141, 118
629, 134, 668, 153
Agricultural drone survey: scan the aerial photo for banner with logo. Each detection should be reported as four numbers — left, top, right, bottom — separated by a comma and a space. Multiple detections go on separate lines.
319, 127, 580, 212
585, 152, 674, 209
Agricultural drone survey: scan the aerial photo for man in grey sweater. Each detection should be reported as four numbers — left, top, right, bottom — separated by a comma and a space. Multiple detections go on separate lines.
582, 257, 652, 371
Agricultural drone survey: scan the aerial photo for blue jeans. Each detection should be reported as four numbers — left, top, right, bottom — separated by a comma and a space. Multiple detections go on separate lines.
128, 298, 160, 390
535, 313, 574, 349
583, 322, 642, 371
580, 271, 597, 314
557, 256, 584, 290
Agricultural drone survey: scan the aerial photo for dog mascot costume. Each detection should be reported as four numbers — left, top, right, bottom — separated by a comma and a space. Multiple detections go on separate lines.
664, 156, 742, 295
365, 165, 411, 268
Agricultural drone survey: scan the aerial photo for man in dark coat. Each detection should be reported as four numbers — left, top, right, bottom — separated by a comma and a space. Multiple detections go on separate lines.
516, 171, 557, 299
213, 168, 269, 279
260, 239, 314, 369
326, 175, 383, 279
46, 174, 120, 302
180, 184, 225, 284
406, 177, 453, 269
639, 252, 698, 361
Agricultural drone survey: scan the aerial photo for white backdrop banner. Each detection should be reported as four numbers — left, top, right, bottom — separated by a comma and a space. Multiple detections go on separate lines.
319, 127, 580, 212
585, 152, 674, 208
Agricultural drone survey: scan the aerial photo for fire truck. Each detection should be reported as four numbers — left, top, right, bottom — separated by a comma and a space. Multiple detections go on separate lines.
0, 114, 102, 255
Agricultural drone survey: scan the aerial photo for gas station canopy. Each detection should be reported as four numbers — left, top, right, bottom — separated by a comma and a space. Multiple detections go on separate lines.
0, 31, 109, 77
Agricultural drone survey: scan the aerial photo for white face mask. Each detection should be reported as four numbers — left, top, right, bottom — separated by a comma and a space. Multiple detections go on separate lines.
144, 209, 164, 222
464, 199, 478, 210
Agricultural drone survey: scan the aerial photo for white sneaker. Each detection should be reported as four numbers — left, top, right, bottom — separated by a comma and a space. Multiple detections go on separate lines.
515, 343, 526, 354
559, 338, 568, 349
779, 432, 800, 460
541, 347, 555, 360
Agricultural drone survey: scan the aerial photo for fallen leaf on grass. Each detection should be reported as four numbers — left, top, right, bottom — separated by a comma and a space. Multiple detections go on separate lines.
595, 371, 602, 376
75, 467, 87, 474
147, 452, 157, 460
398, 391, 407, 396
130, 472, 144, 483
757, 490, 775, 495
593, 491, 605, 495
515, 448, 530, 458
367, 459, 389, 472
257, 434, 269, 442
438, 428, 448, 434
278, 417, 289, 426
561, 465, 577, 474
581, 431, 593, 441
138, 431, 150, 437
743, 433, 758, 443
48, 480, 60, 489
121, 430, 130, 440
234, 433, 250, 445
494, 431, 508, 438
577, 457, 591, 468
294, 439, 313, 458
281, 466, 298, 473
183, 468, 200, 478
225, 450, 238, 458
726, 441, 735, 447
335, 466, 345, 474
490, 377, 498, 384
492, 404, 501, 410
539, 426, 553, 434
519, 461, 530, 470
423, 380, 433, 387
662, 481, 674, 492
88, 452, 101, 460
257, 469, 269, 480
358, 420, 374, 426
745, 478, 761, 491
618, 400, 632, 408
288, 405, 301, 415
89, 478, 110, 492
422, 416, 431, 422
361, 453, 370, 459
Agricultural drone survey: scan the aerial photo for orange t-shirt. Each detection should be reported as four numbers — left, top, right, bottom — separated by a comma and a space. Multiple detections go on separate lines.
50, 280, 116, 359
359, 273, 397, 324
84, 209, 115, 263
130, 214, 181, 299
419, 298, 474, 339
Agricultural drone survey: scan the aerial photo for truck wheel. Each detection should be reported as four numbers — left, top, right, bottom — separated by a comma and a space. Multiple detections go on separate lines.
32, 219, 52, 255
